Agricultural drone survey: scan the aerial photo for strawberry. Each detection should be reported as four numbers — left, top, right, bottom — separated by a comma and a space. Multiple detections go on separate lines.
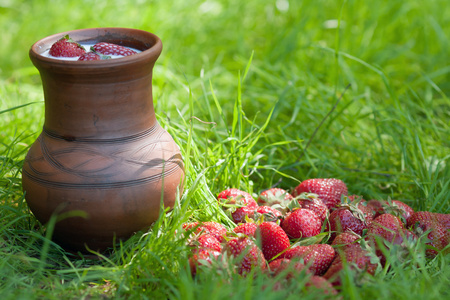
217, 188, 255, 204
331, 232, 360, 249
281, 208, 322, 239
267, 258, 308, 280
182, 221, 199, 231
254, 205, 283, 222
223, 236, 266, 275
257, 188, 293, 206
293, 178, 348, 210
192, 233, 222, 252
305, 275, 338, 296
49, 35, 86, 57
365, 213, 407, 265
233, 222, 257, 237
182, 221, 227, 242
323, 244, 379, 286
78, 49, 111, 61
366, 213, 405, 244
189, 248, 221, 276
92, 42, 137, 56
257, 222, 291, 261
282, 244, 335, 275
296, 193, 329, 223
326, 201, 373, 241
435, 213, 450, 230
367, 200, 385, 218
78, 52, 101, 61
407, 211, 450, 256
367, 199, 414, 223
407, 211, 449, 230
217, 188, 258, 223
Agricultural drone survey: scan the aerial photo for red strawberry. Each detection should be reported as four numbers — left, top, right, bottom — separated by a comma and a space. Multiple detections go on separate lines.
189, 249, 221, 276
182, 221, 227, 242
407, 211, 449, 229
233, 222, 257, 237
331, 232, 360, 249
323, 244, 379, 286
367, 199, 414, 223
366, 213, 404, 244
293, 178, 348, 209
78, 49, 111, 61
326, 201, 373, 241
217, 188, 258, 223
296, 193, 329, 223
282, 244, 335, 275
182, 222, 199, 231
257, 188, 293, 206
267, 258, 308, 280
435, 213, 450, 230
257, 222, 291, 261
365, 213, 406, 265
367, 200, 385, 218
78, 52, 101, 61
217, 188, 255, 204
223, 237, 266, 275
49, 35, 86, 57
281, 208, 322, 239
255, 205, 282, 222
408, 211, 450, 256
305, 276, 338, 296
192, 233, 222, 252
92, 42, 137, 56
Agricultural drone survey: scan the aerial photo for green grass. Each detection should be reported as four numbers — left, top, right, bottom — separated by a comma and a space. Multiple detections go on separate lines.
1, 0, 449, 299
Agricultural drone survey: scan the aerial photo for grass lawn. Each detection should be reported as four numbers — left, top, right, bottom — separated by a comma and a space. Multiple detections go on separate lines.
1, 0, 449, 299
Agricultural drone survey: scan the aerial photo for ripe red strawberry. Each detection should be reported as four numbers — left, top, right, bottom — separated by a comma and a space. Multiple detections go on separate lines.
281, 244, 335, 275
92, 42, 137, 56
189, 248, 221, 276
78, 52, 101, 61
305, 276, 338, 296
217, 188, 258, 223
367, 200, 385, 218
257, 188, 293, 206
182, 221, 227, 242
281, 208, 322, 239
435, 213, 450, 230
257, 222, 290, 261
365, 213, 407, 265
326, 202, 373, 241
267, 258, 308, 280
49, 35, 86, 57
366, 213, 405, 244
407, 211, 450, 256
407, 211, 449, 229
217, 188, 255, 204
233, 222, 257, 237
331, 232, 360, 249
192, 233, 222, 252
223, 236, 266, 275
78, 50, 111, 61
323, 244, 379, 286
255, 205, 282, 222
367, 199, 414, 223
296, 193, 329, 223
293, 178, 348, 209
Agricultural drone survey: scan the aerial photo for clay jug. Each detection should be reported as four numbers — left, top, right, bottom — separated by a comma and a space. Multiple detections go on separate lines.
23, 28, 184, 251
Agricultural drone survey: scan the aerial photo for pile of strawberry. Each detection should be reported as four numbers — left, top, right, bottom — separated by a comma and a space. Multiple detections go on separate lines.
183, 178, 449, 294
49, 35, 137, 61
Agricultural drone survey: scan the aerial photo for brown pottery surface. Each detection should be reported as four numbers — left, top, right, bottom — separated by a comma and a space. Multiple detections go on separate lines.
23, 28, 184, 251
